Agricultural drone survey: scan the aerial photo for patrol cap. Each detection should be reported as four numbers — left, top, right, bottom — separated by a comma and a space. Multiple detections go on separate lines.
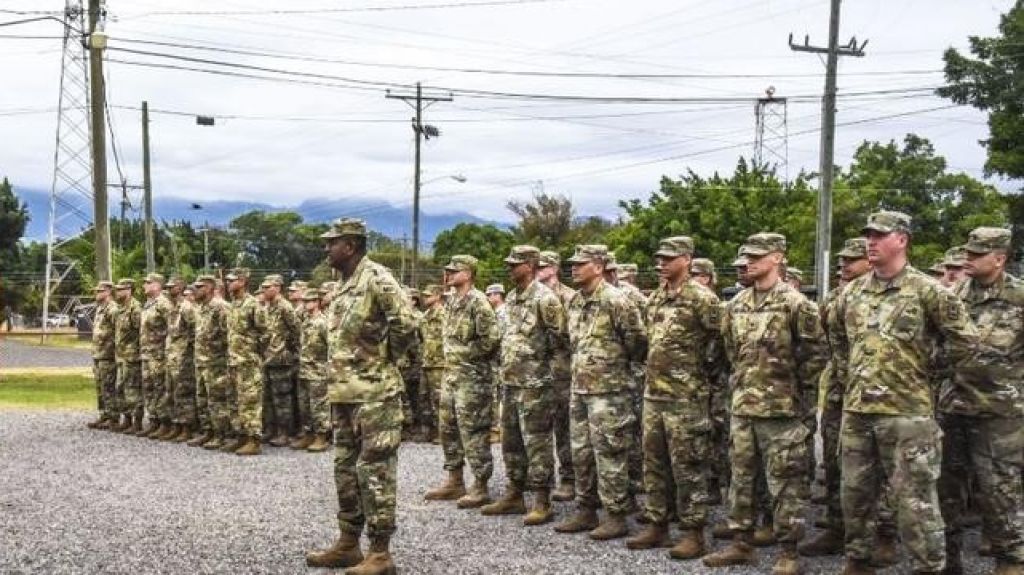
143, 273, 165, 285
604, 251, 619, 271
318, 281, 338, 296
837, 238, 868, 259
964, 227, 1012, 254
654, 236, 695, 258
567, 244, 609, 264
862, 210, 912, 235
421, 284, 444, 297
618, 263, 639, 277
786, 267, 804, 282
225, 267, 250, 281
255, 285, 266, 295
166, 276, 187, 288
115, 278, 135, 290
193, 274, 217, 287
504, 245, 540, 265
943, 246, 967, 268
301, 288, 320, 301
320, 217, 368, 240
538, 251, 561, 268
731, 246, 749, 267
485, 283, 505, 296
94, 280, 115, 292
263, 274, 284, 286
741, 233, 787, 256
928, 260, 946, 276
690, 258, 714, 276
444, 254, 478, 273
287, 280, 308, 292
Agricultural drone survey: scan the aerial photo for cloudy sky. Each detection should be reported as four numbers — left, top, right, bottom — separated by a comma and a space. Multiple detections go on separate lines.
0, 0, 1015, 226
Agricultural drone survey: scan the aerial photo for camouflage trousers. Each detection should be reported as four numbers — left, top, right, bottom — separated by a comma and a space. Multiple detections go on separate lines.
627, 366, 644, 491
571, 392, 637, 515
116, 360, 142, 420
727, 416, 809, 542
303, 377, 331, 434
230, 361, 262, 437
142, 357, 169, 423
332, 397, 402, 539
400, 370, 421, 432
94, 359, 117, 421
708, 389, 730, 495
261, 364, 293, 437
168, 357, 197, 428
642, 399, 710, 528
294, 374, 311, 434
500, 385, 555, 491
841, 413, 945, 572
422, 367, 444, 435
439, 369, 493, 482
939, 413, 1024, 564
198, 362, 231, 435
552, 376, 573, 483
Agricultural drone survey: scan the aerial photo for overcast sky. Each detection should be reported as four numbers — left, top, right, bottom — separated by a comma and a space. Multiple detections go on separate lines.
0, 0, 1015, 226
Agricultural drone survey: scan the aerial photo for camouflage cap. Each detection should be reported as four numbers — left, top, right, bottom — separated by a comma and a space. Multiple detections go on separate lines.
94, 280, 115, 292
862, 210, 912, 235
166, 276, 187, 288
320, 217, 367, 239
287, 280, 308, 292
837, 237, 868, 259
604, 251, 619, 270
538, 250, 561, 268
485, 283, 505, 295
943, 245, 967, 267
567, 244, 609, 264
301, 288, 320, 301
421, 284, 444, 297
504, 245, 540, 265
183, 286, 194, 294
654, 235, 695, 258
928, 260, 947, 275
690, 258, 714, 276
786, 267, 804, 282
964, 227, 1012, 254
143, 273, 165, 285
741, 233, 787, 256
193, 274, 217, 287
318, 281, 338, 296
444, 254, 478, 273
115, 278, 135, 290
255, 285, 266, 294
224, 267, 250, 281
263, 274, 284, 286
731, 246, 749, 267
618, 263, 639, 277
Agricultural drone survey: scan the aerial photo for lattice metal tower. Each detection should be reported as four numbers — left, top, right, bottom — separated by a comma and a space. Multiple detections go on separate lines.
43, 0, 93, 330
753, 86, 789, 181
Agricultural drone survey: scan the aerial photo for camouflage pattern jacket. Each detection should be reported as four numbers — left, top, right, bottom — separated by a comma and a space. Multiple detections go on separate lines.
92, 300, 118, 361
940, 272, 1023, 418
397, 308, 423, 382
499, 280, 567, 389
548, 281, 576, 385
194, 298, 230, 367
566, 280, 647, 395
326, 257, 417, 403
165, 297, 196, 366
114, 297, 142, 363
299, 311, 328, 381
227, 293, 262, 367
419, 305, 445, 370
722, 279, 826, 418
257, 296, 300, 367
443, 288, 500, 376
830, 265, 978, 416
140, 294, 173, 360
644, 279, 722, 403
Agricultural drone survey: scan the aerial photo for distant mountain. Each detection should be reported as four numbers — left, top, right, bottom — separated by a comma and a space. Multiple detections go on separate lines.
14, 187, 500, 247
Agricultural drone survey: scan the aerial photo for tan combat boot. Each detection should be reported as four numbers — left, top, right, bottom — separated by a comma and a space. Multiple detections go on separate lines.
798, 528, 844, 556
523, 489, 553, 526
158, 424, 180, 441
480, 487, 525, 516
456, 479, 491, 509
305, 531, 364, 568
625, 522, 670, 550
202, 434, 224, 450
703, 533, 756, 568
751, 522, 777, 547
172, 426, 193, 443
290, 433, 315, 450
188, 430, 213, 447
589, 512, 629, 541
306, 432, 331, 452
840, 559, 877, 575
86, 416, 105, 429
220, 435, 243, 453
142, 420, 162, 438
269, 432, 290, 448
235, 436, 262, 456
551, 479, 575, 502
711, 520, 734, 540
669, 529, 707, 560
111, 415, 130, 432
554, 507, 599, 534
344, 535, 396, 575
995, 561, 1024, 575
423, 470, 466, 501
96, 417, 113, 430
772, 543, 801, 575
869, 535, 898, 568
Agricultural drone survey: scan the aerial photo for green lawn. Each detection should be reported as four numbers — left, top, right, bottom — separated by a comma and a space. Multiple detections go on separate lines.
2, 333, 92, 350
0, 373, 96, 409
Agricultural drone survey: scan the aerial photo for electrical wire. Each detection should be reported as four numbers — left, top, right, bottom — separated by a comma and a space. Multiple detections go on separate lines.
122, 0, 567, 18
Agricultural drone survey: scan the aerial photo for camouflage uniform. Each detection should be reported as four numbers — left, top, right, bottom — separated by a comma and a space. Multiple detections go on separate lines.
194, 280, 231, 437
566, 246, 648, 516
398, 302, 424, 436
938, 227, 1024, 566
299, 291, 330, 435
545, 271, 577, 489
257, 282, 300, 437
488, 284, 509, 440
608, 253, 648, 490
642, 236, 723, 528
419, 289, 446, 438
114, 281, 143, 422
166, 287, 198, 429
91, 283, 118, 422
322, 219, 417, 540
227, 270, 263, 439
829, 211, 979, 572
441, 256, 501, 483
719, 233, 826, 545
140, 278, 173, 426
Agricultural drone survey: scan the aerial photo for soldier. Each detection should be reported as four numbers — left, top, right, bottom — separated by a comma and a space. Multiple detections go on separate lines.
928, 260, 948, 280
139, 273, 174, 439
690, 258, 718, 291
288, 280, 309, 318
418, 284, 446, 443
785, 267, 803, 290
398, 287, 424, 442
165, 276, 198, 442
625, 236, 722, 559
485, 282, 507, 443
486, 283, 508, 325
189, 275, 231, 449
423, 255, 501, 508
258, 274, 300, 448
305, 218, 416, 574
88, 280, 118, 430
942, 245, 968, 288
829, 211, 979, 574
226, 267, 263, 456
938, 227, 1023, 574
293, 288, 331, 452
553, 244, 647, 541
618, 263, 641, 288
537, 250, 577, 502
112, 278, 143, 433
703, 233, 826, 575
690, 257, 727, 502
480, 245, 567, 526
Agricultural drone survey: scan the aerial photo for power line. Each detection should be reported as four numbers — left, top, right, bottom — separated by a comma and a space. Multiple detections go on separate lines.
122, 0, 566, 18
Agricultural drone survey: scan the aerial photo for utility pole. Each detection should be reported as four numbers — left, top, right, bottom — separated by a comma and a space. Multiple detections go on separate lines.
386, 83, 452, 288
87, 0, 110, 281
142, 100, 155, 273
789, 0, 866, 301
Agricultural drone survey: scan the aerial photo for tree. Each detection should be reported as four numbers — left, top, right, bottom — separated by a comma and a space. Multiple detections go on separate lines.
432, 223, 515, 287
507, 192, 618, 256
0, 177, 30, 327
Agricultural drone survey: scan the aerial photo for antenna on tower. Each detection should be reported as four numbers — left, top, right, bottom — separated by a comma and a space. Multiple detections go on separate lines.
753, 86, 789, 182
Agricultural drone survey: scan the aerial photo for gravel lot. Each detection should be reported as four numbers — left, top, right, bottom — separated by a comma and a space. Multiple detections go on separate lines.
0, 410, 993, 574
0, 338, 92, 369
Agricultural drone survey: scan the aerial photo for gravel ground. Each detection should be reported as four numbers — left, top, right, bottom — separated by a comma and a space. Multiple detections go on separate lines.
0, 338, 92, 369
0, 410, 993, 574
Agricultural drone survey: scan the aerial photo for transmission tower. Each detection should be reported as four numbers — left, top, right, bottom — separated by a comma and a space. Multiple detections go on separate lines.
43, 0, 93, 331
753, 86, 789, 182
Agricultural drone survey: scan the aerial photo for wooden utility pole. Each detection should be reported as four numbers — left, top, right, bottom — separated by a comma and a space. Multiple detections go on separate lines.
87, 0, 110, 280
386, 83, 452, 288
142, 100, 155, 273
790, 0, 866, 301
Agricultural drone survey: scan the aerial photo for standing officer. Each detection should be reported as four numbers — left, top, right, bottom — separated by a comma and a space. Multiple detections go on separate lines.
189, 275, 231, 449
294, 288, 331, 452
226, 267, 263, 455
88, 280, 118, 429
418, 284, 447, 443
165, 276, 198, 442
140, 273, 174, 438
113, 278, 143, 433
306, 218, 416, 574
259, 273, 300, 447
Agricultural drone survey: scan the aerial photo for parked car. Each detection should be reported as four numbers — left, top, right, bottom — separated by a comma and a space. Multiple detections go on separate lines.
45, 314, 71, 328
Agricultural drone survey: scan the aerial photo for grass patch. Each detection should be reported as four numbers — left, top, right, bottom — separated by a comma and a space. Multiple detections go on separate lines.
0, 372, 96, 409
1, 334, 92, 350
